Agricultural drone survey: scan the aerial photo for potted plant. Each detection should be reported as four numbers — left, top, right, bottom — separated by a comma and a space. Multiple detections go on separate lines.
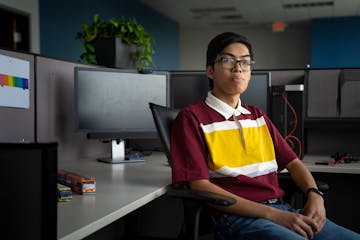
76, 14, 155, 71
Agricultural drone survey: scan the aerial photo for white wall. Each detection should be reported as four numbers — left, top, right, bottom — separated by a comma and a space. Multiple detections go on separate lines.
179, 22, 311, 70
0, 0, 39, 53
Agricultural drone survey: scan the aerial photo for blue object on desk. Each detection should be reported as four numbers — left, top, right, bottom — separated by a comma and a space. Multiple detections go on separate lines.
127, 152, 142, 160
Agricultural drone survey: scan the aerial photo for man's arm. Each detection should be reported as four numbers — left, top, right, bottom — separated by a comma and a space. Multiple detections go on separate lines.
285, 158, 326, 233
189, 178, 318, 239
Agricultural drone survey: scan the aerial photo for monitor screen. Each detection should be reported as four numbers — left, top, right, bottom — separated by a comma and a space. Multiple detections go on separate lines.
242, 71, 271, 114
74, 67, 170, 163
0, 48, 35, 142
170, 71, 209, 109
170, 70, 271, 114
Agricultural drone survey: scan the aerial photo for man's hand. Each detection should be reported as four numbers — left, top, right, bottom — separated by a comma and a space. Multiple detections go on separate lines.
301, 192, 326, 234
269, 208, 318, 239
285, 158, 327, 236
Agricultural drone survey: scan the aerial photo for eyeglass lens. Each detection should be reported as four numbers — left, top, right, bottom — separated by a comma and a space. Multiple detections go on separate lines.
219, 57, 253, 71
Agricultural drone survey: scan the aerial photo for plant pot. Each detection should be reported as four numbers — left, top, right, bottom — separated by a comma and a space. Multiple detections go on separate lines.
93, 37, 137, 69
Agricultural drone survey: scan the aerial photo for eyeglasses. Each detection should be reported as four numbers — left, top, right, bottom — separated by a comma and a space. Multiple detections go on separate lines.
215, 57, 255, 71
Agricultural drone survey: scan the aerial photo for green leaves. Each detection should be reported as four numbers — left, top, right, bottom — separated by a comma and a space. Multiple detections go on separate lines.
76, 14, 155, 70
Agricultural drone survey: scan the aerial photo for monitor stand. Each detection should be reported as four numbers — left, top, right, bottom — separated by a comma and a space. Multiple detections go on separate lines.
97, 139, 145, 164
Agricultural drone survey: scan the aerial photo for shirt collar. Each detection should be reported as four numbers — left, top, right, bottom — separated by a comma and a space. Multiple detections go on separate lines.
205, 91, 251, 119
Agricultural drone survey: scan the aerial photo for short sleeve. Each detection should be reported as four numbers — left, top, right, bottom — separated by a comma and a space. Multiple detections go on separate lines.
170, 109, 210, 184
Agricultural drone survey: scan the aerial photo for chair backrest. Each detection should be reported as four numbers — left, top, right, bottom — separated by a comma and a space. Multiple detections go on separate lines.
149, 103, 237, 240
149, 102, 180, 165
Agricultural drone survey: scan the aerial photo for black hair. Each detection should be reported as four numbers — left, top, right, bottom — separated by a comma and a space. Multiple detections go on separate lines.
206, 32, 254, 88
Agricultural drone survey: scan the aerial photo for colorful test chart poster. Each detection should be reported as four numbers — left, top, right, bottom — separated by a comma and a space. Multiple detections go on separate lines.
0, 54, 30, 109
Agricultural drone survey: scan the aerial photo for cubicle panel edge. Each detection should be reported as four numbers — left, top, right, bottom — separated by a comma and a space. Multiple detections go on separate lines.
0, 142, 58, 240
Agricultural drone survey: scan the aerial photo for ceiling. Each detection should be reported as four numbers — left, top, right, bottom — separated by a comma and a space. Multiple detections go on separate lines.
142, 0, 360, 29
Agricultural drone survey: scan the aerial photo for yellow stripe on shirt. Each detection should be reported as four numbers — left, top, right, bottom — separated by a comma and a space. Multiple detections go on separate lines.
201, 116, 277, 177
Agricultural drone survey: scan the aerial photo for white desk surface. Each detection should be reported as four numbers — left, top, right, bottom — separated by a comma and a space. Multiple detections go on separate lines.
57, 152, 171, 240
57, 152, 359, 240
303, 155, 360, 174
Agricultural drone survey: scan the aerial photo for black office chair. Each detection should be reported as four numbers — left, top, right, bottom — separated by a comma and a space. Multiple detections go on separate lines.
149, 102, 328, 240
149, 102, 237, 239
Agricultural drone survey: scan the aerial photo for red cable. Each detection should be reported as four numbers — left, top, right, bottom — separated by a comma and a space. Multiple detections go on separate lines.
281, 92, 302, 158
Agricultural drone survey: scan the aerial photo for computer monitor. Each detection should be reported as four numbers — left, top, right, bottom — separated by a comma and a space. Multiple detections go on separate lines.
170, 71, 209, 109
242, 71, 271, 114
74, 67, 170, 163
170, 70, 271, 114
0, 48, 35, 142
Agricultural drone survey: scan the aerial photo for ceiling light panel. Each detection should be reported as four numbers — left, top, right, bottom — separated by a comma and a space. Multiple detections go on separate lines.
210, 21, 249, 27
283, 1, 334, 9
190, 7, 236, 14
220, 14, 243, 20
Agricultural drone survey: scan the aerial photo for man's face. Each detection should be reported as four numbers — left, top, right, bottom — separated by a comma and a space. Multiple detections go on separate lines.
206, 42, 252, 100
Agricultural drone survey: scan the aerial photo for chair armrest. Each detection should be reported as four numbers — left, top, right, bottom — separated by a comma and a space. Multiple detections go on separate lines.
278, 174, 330, 209
278, 174, 330, 192
316, 180, 329, 192
167, 188, 236, 206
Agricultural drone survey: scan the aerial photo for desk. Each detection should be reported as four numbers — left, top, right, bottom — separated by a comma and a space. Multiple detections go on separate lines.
57, 152, 171, 240
303, 155, 360, 174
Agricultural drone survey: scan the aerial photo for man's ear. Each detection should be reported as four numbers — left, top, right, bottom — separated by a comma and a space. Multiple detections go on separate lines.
206, 65, 214, 79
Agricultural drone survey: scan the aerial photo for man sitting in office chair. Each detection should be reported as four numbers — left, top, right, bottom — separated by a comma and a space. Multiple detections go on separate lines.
170, 32, 360, 240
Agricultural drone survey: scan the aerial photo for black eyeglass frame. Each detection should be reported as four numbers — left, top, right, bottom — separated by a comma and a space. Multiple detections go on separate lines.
214, 56, 255, 71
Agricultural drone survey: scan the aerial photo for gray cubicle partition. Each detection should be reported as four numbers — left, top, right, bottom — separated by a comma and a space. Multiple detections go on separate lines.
0, 48, 35, 142
35, 56, 109, 161
304, 68, 360, 155
339, 69, 360, 117
269, 69, 305, 86
306, 69, 340, 118
34, 60, 360, 159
